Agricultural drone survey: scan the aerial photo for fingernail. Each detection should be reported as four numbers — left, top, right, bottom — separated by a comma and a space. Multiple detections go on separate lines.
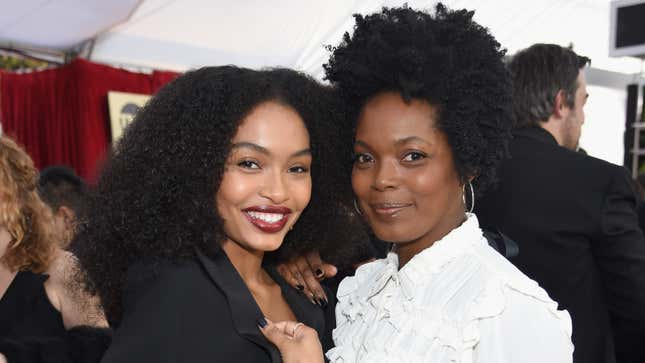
321, 297, 329, 308
315, 269, 324, 277
258, 317, 268, 328
296, 284, 304, 291
318, 297, 328, 308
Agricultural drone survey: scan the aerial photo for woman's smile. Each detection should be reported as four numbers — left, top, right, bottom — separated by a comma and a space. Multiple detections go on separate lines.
242, 205, 292, 233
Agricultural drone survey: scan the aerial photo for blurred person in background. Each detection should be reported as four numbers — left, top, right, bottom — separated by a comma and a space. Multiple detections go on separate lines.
0, 136, 108, 363
476, 43, 645, 363
38, 166, 86, 249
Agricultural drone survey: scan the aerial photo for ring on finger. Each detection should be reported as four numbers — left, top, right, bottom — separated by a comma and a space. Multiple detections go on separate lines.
292, 322, 304, 338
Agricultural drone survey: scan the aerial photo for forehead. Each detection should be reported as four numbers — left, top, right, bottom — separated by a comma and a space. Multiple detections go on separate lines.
233, 101, 309, 146
356, 92, 439, 141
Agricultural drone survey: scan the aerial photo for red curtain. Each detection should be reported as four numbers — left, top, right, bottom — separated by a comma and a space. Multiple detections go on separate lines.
0, 59, 179, 181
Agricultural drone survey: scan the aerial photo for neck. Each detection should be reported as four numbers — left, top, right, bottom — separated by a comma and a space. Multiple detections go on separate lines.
221, 239, 270, 287
393, 209, 466, 268
0, 261, 13, 276
0, 260, 17, 300
0, 228, 14, 276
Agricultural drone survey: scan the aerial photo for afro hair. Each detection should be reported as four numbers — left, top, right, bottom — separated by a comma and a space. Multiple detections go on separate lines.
324, 3, 513, 194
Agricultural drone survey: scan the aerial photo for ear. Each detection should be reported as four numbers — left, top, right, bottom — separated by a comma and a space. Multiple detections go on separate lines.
552, 90, 569, 119
461, 175, 476, 189
465, 172, 478, 184
58, 206, 76, 228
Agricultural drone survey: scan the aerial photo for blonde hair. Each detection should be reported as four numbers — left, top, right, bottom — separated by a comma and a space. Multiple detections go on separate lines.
0, 136, 56, 273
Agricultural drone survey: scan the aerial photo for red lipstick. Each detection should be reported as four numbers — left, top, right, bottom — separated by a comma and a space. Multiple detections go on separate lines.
242, 206, 292, 233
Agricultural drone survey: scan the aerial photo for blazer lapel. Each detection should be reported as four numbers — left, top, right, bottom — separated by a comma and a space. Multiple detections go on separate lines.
195, 249, 282, 363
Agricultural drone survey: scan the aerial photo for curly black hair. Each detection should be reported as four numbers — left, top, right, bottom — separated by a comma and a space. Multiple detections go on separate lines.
324, 4, 513, 194
72, 66, 360, 326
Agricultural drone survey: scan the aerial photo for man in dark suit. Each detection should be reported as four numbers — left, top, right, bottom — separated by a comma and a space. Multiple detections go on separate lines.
476, 44, 645, 363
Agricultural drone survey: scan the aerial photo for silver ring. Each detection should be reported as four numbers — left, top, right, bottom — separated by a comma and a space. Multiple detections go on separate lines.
291, 322, 304, 338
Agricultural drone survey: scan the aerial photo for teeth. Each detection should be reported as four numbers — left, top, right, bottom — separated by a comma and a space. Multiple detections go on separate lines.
247, 211, 285, 223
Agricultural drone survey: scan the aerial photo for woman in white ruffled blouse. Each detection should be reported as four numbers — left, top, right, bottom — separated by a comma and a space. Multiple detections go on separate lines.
260, 4, 574, 363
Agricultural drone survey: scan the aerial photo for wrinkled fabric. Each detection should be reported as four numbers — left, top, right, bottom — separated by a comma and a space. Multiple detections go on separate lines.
326, 214, 573, 363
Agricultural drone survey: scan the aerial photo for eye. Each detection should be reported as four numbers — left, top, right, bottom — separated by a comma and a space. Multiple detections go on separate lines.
354, 153, 374, 164
237, 160, 260, 169
288, 165, 309, 174
402, 151, 426, 162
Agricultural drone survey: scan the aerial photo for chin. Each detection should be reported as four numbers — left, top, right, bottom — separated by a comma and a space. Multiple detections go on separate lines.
249, 235, 286, 252
371, 226, 416, 244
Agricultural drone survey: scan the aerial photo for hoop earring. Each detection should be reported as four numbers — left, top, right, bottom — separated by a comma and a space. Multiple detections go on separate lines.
353, 199, 363, 216
463, 181, 475, 214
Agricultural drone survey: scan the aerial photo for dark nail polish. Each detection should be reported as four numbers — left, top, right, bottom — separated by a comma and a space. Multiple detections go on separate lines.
296, 284, 304, 291
315, 269, 324, 277
319, 297, 328, 308
258, 317, 268, 328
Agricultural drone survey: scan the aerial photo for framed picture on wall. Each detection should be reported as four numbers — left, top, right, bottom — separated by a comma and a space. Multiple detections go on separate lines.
107, 91, 151, 142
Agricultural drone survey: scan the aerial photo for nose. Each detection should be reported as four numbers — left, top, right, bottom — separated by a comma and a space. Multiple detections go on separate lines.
371, 158, 400, 191
259, 170, 289, 204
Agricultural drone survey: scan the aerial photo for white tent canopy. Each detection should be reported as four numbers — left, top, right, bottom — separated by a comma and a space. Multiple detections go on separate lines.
2, 1, 641, 76
90, 0, 645, 78
1, 0, 644, 165
0, 0, 141, 50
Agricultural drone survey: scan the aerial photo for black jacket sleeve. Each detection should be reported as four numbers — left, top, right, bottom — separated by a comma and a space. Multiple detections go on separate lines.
0, 326, 112, 363
597, 167, 645, 363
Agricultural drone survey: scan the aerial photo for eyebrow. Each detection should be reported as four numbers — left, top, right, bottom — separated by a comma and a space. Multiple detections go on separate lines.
354, 136, 432, 150
394, 136, 432, 146
231, 142, 311, 157
354, 140, 371, 150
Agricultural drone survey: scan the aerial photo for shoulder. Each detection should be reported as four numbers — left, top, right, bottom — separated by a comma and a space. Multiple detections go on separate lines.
551, 148, 623, 184
125, 258, 204, 288
471, 254, 574, 360
465, 243, 572, 331
442, 243, 573, 359
467, 241, 564, 307
122, 258, 213, 306
42, 250, 78, 312
44, 250, 108, 328
511, 133, 616, 170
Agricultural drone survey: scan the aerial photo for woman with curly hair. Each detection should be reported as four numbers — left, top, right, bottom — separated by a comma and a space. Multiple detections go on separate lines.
264, 4, 573, 363
72, 66, 362, 362
0, 136, 108, 363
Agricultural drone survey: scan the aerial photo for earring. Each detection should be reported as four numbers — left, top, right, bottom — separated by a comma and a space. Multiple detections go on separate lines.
353, 199, 363, 215
463, 181, 475, 214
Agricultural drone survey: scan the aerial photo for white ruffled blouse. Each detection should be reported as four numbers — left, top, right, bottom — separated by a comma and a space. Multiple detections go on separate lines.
326, 214, 573, 363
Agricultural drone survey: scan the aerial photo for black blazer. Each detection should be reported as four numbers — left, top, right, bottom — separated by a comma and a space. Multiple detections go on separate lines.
476, 127, 645, 363
101, 250, 334, 363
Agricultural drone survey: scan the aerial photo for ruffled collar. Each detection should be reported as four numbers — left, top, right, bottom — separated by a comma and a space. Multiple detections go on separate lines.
364, 213, 484, 301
